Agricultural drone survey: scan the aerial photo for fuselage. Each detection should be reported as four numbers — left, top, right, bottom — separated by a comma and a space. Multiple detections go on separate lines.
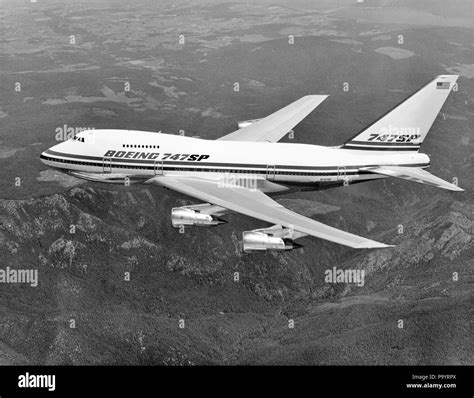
40, 129, 430, 192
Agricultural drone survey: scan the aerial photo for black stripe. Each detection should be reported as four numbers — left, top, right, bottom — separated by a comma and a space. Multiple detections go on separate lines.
45, 149, 154, 163
42, 155, 359, 175
344, 141, 421, 147
43, 150, 427, 169
41, 154, 429, 173
342, 146, 420, 151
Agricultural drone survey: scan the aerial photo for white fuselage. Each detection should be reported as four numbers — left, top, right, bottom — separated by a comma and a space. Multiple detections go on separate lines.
40, 129, 430, 192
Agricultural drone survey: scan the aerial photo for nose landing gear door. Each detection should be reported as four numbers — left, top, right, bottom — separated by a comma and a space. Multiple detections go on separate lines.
154, 160, 163, 175
103, 157, 112, 173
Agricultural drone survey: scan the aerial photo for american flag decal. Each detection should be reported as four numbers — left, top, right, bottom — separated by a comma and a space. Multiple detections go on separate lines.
436, 81, 450, 89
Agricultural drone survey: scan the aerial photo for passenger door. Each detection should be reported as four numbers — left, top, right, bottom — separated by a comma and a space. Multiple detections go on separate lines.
154, 160, 163, 175
103, 157, 112, 173
266, 165, 276, 180
337, 166, 346, 181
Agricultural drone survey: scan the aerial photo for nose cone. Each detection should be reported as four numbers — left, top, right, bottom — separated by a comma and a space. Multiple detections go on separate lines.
40, 150, 49, 165
40, 141, 64, 166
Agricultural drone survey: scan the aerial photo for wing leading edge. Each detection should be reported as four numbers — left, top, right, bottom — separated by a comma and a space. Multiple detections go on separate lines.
218, 95, 328, 143
147, 176, 392, 249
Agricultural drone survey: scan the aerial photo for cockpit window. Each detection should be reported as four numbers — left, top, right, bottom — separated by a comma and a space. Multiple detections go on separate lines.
73, 136, 85, 142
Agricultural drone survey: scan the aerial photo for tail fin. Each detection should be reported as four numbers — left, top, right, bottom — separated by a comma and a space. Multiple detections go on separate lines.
342, 75, 458, 151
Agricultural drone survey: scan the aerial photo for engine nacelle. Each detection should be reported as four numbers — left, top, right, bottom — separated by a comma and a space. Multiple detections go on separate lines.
237, 118, 262, 129
171, 207, 226, 227
242, 231, 303, 252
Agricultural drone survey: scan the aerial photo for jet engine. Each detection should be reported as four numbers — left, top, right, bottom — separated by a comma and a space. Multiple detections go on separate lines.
171, 207, 227, 227
237, 118, 262, 129
242, 231, 303, 252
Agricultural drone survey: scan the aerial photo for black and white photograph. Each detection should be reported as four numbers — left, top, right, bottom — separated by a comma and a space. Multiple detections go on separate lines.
0, 0, 472, 394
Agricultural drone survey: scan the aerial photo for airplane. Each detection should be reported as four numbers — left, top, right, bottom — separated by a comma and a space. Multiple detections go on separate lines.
40, 75, 463, 252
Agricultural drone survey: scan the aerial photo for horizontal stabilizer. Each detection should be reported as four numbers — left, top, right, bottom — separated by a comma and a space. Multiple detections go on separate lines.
362, 166, 464, 192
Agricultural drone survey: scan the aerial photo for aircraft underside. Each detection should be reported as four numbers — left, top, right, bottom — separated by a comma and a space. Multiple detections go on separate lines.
65, 167, 384, 191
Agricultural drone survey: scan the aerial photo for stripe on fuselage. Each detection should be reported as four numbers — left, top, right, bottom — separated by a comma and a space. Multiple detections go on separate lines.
43, 149, 428, 170
41, 149, 429, 174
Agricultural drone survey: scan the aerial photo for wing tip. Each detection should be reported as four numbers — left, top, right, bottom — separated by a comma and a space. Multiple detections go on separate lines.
436, 74, 459, 81
355, 242, 395, 249
305, 94, 329, 100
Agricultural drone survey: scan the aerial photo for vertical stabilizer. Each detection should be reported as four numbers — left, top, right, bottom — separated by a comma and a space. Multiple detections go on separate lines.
342, 75, 458, 151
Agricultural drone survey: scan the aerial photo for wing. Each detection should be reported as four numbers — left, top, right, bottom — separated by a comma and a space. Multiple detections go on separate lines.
147, 176, 392, 249
362, 166, 464, 192
218, 95, 328, 143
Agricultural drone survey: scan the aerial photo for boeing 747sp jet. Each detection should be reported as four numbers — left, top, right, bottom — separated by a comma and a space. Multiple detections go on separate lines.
41, 75, 463, 252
